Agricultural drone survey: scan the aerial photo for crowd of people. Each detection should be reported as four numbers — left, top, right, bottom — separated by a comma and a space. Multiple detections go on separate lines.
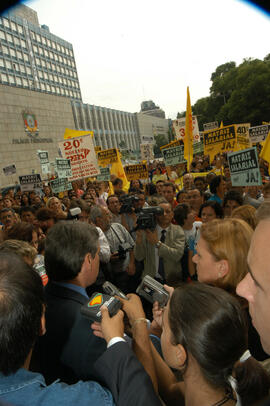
1, 152, 270, 405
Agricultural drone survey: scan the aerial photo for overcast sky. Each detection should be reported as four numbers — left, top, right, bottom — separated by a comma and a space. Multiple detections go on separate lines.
25, 0, 269, 119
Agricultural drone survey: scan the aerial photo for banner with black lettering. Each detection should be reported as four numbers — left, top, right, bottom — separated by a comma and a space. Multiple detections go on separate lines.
228, 147, 262, 186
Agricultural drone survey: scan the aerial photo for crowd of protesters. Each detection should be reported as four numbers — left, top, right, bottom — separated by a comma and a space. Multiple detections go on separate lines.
1, 151, 270, 405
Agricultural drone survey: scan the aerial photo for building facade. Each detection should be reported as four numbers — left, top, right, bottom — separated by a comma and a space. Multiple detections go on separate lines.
0, 5, 81, 101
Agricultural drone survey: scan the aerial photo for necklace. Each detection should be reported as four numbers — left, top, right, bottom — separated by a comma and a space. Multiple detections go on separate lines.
211, 393, 234, 406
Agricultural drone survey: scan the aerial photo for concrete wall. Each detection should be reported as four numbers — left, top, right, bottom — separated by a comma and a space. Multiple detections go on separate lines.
0, 84, 75, 187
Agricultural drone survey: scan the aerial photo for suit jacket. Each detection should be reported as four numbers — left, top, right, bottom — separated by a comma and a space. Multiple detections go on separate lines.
36, 282, 107, 384
95, 341, 162, 406
134, 224, 185, 283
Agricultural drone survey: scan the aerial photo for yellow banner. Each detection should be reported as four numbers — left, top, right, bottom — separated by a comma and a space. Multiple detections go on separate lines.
124, 164, 148, 181
160, 139, 182, 150
184, 87, 193, 166
94, 146, 102, 153
203, 125, 237, 161
235, 123, 251, 150
97, 148, 118, 166
64, 128, 94, 140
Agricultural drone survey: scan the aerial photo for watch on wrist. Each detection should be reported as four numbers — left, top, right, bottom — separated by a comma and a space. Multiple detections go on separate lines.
155, 241, 162, 248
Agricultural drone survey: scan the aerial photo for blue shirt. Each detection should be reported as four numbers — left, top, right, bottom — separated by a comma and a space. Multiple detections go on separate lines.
53, 281, 89, 299
0, 368, 114, 406
208, 194, 222, 205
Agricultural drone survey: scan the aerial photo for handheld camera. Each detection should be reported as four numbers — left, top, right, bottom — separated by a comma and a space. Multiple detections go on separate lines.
136, 275, 169, 307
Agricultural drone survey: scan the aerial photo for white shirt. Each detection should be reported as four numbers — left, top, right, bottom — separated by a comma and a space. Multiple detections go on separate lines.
155, 224, 169, 278
96, 226, 111, 263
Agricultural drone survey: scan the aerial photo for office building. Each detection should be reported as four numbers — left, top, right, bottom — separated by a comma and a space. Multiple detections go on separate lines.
140, 100, 166, 119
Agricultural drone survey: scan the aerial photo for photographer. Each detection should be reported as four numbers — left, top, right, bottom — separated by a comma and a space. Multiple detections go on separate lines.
90, 205, 136, 292
134, 197, 185, 285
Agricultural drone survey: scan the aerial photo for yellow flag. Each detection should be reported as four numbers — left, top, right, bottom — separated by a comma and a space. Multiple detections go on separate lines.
63, 128, 94, 139
220, 121, 224, 128
184, 87, 193, 168
110, 150, 129, 191
260, 132, 270, 175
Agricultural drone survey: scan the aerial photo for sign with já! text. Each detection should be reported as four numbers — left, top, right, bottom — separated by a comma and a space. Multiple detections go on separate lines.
227, 147, 262, 187
249, 125, 270, 144
50, 178, 73, 194
59, 135, 100, 181
97, 148, 118, 166
203, 125, 237, 161
162, 145, 186, 166
124, 164, 148, 181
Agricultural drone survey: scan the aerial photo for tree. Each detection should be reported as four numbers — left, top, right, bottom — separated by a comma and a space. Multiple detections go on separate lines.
153, 134, 168, 157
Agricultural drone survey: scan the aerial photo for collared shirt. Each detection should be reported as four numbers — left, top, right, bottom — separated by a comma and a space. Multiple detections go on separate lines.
155, 224, 170, 278
53, 281, 88, 299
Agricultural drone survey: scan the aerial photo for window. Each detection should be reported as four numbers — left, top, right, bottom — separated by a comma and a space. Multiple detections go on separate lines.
2, 46, 9, 55
56, 87, 60, 94
35, 57, 41, 65
61, 66, 65, 74
54, 53, 58, 62
10, 48, 16, 57
17, 24, 23, 34
59, 76, 63, 84
0, 30, 5, 40
70, 70, 73, 77
63, 57, 67, 64
39, 46, 44, 55
46, 61, 51, 70
36, 33, 41, 42
59, 55, 63, 63
49, 51, 54, 59
6, 33, 12, 43
1, 73, 8, 82
51, 63, 56, 71
31, 31, 36, 40
21, 39, 26, 49
44, 49, 49, 57
49, 73, 53, 81
13, 36, 19, 46
13, 62, 19, 71
11, 22, 17, 31
40, 82, 45, 90
8, 75, 15, 84
56, 43, 61, 51
46, 83, 51, 91
15, 76, 22, 85
54, 74, 58, 82
41, 59, 46, 68
42, 37, 47, 45
67, 79, 71, 86
3, 18, 10, 28
23, 53, 29, 62
38, 70, 43, 78
26, 66, 31, 75
74, 71, 77, 78
60, 88, 65, 95
52, 41, 56, 49
63, 77, 67, 85
67, 59, 71, 66
22, 78, 28, 87
44, 72, 48, 80
17, 50, 22, 59
51, 85, 55, 93
5, 60, 11, 69
20, 64, 25, 73
33, 45, 38, 53
47, 39, 51, 47
61, 45, 65, 53
56, 65, 61, 73
69, 49, 73, 57
0, 58, 4, 67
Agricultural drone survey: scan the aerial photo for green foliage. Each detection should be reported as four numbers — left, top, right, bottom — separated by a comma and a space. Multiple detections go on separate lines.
192, 56, 270, 128
153, 134, 168, 157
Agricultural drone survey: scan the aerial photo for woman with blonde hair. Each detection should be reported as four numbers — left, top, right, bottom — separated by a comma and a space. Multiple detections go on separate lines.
46, 197, 67, 219
231, 204, 257, 230
193, 218, 267, 360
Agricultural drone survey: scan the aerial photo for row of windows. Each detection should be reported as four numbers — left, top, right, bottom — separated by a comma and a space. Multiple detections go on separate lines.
0, 44, 30, 62
0, 30, 27, 48
32, 43, 75, 67
0, 58, 32, 75
30, 30, 73, 57
0, 72, 81, 98
34, 57, 77, 78
37, 70, 79, 88
0, 17, 24, 34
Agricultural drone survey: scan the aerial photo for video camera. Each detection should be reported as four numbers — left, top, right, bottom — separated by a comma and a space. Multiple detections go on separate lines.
66, 207, 82, 221
119, 195, 139, 214
117, 242, 133, 260
135, 206, 164, 231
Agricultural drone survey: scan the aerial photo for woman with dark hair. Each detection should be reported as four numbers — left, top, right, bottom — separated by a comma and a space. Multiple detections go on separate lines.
208, 175, 226, 205
128, 179, 144, 194
21, 193, 30, 207
199, 200, 224, 223
145, 182, 157, 197
3, 221, 39, 250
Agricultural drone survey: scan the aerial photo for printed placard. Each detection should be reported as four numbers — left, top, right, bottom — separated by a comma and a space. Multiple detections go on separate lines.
19, 174, 42, 192
203, 122, 219, 132
50, 178, 73, 194
94, 146, 102, 153
173, 116, 200, 142
97, 148, 118, 166
124, 164, 148, 181
37, 150, 49, 165
55, 158, 72, 179
204, 125, 236, 160
59, 135, 100, 181
96, 167, 111, 181
140, 143, 154, 160
3, 164, 16, 176
249, 125, 270, 143
193, 141, 204, 155
162, 145, 186, 166
228, 147, 262, 186
235, 123, 251, 150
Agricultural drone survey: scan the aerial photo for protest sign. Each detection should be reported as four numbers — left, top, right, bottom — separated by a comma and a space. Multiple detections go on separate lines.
249, 125, 270, 143
50, 178, 73, 194
203, 122, 219, 132
228, 147, 262, 187
193, 141, 204, 155
63, 128, 94, 140
204, 125, 237, 161
162, 145, 186, 166
19, 174, 42, 192
59, 135, 99, 181
124, 164, 148, 181
37, 150, 50, 174
235, 123, 251, 150
173, 116, 200, 142
141, 135, 154, 143
97, 148, 118, 166
55, 158, 72, 179
3, 164, 16, 176
94, 146, 102, 153
97, 167, 111, 181
140, 143, 154, 161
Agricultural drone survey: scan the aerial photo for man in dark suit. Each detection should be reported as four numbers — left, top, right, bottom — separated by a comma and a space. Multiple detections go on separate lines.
37, 221, 107, 384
